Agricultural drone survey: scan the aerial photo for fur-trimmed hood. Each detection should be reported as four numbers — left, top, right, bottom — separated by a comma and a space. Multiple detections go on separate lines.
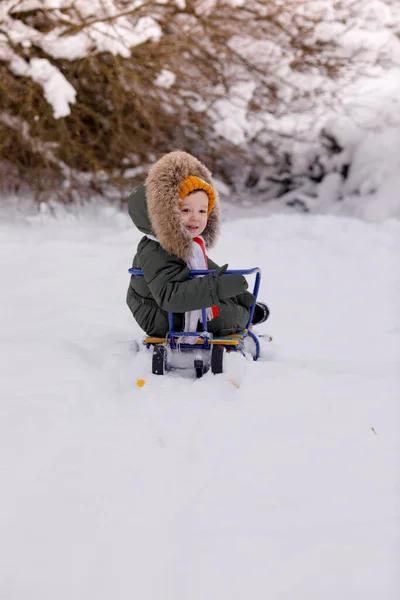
127, 151, 220, 261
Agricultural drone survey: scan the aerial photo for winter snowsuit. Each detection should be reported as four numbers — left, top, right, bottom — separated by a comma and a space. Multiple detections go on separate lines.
126, 151, 255, 337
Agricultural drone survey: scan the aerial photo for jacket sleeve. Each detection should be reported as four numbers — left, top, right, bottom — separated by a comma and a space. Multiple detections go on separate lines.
207, 257, 256, 308
138, 239, 220, 312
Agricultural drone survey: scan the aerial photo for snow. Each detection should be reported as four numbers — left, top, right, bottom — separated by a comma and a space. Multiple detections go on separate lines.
213, 82, 257, 145
29, 58, 76, 119
3, 1, 162, 60
8, 55, 76, 118
155, 69, 177, 89
1, 201, 399, 599
1, 3, 400, 593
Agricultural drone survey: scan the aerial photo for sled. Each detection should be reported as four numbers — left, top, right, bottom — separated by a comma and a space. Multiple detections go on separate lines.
128, 267, 266, 377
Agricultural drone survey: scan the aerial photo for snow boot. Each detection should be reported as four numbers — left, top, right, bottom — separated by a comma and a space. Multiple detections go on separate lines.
251, 302, 270, 325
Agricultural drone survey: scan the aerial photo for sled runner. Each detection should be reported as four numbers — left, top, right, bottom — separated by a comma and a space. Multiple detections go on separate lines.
128, 267, 266, 377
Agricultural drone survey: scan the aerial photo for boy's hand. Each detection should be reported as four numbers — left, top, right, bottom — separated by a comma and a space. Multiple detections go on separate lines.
236, 291, 256, 308
213, 264, 248, 299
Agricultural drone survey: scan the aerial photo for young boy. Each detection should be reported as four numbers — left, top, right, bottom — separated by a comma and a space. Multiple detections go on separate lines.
126, 150, 269, 338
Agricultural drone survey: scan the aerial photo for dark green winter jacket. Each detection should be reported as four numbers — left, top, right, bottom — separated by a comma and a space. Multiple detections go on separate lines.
126, 151, 255, 337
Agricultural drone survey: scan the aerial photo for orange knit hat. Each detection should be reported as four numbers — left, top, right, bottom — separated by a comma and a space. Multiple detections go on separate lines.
178, 176, 216, 216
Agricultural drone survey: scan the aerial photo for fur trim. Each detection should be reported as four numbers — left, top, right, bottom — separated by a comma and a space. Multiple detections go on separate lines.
145, 150, 220, 261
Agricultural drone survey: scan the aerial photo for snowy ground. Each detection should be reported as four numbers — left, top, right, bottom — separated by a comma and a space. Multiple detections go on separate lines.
1, 204, 399, 599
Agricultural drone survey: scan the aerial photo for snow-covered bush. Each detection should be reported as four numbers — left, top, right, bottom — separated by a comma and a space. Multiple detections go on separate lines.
0, 0, 367, 202
0, 0, 399, 215
223, 0, 400, 219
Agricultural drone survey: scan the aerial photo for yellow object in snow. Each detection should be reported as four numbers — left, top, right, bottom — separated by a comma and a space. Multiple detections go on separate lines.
136, 379, 146, 388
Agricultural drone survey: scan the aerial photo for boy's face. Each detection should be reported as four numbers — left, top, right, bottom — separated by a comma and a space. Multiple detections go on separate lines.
179, 190, 208, 238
